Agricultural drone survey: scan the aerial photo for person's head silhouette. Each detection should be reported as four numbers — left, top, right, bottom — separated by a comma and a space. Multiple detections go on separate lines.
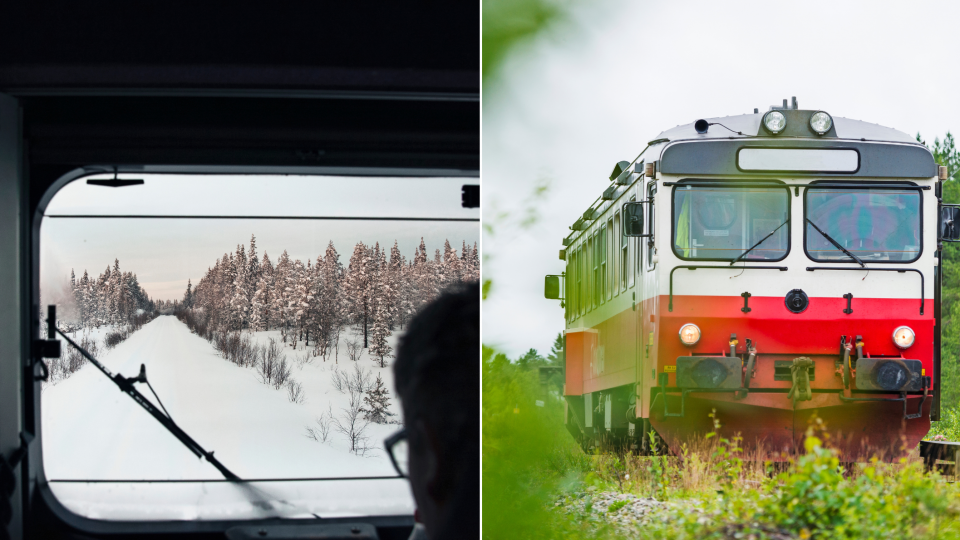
388, 282, 479, 540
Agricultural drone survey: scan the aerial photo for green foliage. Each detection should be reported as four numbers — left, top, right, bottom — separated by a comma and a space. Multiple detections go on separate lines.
482, 0, 560, 85
927, 405, 960, 441
606, 500, 628, 513
706, 409, 742, 493
918, 133, 960, 410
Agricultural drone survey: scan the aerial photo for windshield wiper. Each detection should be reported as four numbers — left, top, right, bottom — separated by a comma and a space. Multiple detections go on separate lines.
729, 218, 790, 266
805, 218, 865, 267
49, 316, 240, 481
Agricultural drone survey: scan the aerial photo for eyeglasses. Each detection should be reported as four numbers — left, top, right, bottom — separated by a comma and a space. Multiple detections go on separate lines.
384, 428, 409, 478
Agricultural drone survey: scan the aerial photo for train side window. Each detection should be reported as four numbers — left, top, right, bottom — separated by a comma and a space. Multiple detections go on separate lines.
579, 245, 585, 316
628, 196, 636, 288
605, 218, 612, 301
600, 223, 608, 303
587, 234, 597, 311
647, 183, 657, 270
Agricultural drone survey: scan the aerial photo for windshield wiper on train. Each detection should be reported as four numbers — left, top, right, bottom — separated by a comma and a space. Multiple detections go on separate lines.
805, 218, 865, 267
729, 218, 790, 266
49, 317, 241, 481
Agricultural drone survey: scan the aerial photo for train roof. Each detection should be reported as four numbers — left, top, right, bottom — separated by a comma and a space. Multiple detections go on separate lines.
654, 112, 918, 145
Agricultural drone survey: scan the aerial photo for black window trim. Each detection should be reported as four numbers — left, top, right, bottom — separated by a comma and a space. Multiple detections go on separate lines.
30, 164, 479, 535
802, 180, 924, 265
669, 178, 792, 264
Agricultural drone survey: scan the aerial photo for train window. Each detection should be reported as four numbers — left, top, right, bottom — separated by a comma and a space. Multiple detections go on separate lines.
628, 196, 636, 288
647, 183, 657, 269
600, 225, 608, 304
578, 245, 584, 316
605, 219, 612, 301
805, 187, 921, 263
672, 184, 789, 262
39, 173, 478, 521
588, 235, 596, 310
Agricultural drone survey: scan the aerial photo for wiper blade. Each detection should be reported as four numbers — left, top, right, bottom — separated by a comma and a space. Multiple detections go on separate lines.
729, 218, 790, 266
52, 325, 241, 481
805, 218, 865, 267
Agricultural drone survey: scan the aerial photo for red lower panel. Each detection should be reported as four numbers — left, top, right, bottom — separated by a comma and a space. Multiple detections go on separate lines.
650, 391, 930, 461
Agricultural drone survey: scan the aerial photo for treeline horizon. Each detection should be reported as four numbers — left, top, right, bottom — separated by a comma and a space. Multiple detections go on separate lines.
178, 234, 478, 363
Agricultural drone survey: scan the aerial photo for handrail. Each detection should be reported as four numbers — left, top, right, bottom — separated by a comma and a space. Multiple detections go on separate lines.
805, 267, 925, 315
668, 265, 788, 312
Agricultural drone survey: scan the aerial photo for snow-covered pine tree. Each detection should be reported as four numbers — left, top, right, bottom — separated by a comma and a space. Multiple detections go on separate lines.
248, 234, 261, 293
229, 243, 249, 331
272, 250, 294, 341
249, 273, 270, 331
319, 241, 345, 361
469, 241, 480, 282
345, 242, 373, 348
368, 293, 393, 368
443, 239, 463, 289
290, 258, 311, 344
183, 279, 193, 308
360, 373, 394, 424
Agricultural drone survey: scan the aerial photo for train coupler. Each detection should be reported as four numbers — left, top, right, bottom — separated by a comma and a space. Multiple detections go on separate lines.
787, 357, 815, 404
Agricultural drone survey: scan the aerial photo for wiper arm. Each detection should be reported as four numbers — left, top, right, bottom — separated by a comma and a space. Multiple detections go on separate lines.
729, 218, 790, 266
51, 324, 241, 481
805, 218, 865, 267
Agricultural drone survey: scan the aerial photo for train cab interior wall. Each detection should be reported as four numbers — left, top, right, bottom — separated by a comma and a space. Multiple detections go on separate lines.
0, 3, 478, 539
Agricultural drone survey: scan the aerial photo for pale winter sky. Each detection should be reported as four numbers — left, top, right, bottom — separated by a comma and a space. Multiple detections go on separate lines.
41, 175, 478, 303
482, 0, 960, 357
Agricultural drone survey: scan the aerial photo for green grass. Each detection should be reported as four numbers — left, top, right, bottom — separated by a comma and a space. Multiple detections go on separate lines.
483, 347, 960, 539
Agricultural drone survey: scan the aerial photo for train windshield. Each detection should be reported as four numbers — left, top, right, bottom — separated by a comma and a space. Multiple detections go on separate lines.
672, 184, 789, 261
39, 173, 479, 521
805, 187, 920, 262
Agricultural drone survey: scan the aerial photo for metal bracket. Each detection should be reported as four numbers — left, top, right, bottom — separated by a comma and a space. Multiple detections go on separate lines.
740, 292, 752, 313
843, 293, 853, 314
838, 386, 928, 421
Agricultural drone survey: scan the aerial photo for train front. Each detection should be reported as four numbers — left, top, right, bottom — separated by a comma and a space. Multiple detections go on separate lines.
647, 108, 943, 460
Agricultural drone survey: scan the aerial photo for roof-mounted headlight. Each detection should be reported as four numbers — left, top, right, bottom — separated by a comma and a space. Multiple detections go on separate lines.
763, 111, 787, 135
679, 323, 701, 346
892, 326, 915, 349
809, 111, 833, 135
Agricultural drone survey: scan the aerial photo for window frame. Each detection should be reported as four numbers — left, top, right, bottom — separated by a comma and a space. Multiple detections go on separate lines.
669, 178, 791, 264
646, 182, 658, 271
628, 195, 636, 288
29, 164, 479, 535
802, 180, 924, 265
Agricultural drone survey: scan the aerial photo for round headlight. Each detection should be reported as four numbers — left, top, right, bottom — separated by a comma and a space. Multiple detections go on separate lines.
679, 323, 701, 346
763, 111, 787, 134
892, 326, 915, 349
809, 111, 833, 135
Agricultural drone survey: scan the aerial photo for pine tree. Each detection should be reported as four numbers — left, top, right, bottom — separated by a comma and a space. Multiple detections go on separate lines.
183, 279, 193, 308
368, 293, 392, 368
360, 373, 394, 424
345, 242, 373, 347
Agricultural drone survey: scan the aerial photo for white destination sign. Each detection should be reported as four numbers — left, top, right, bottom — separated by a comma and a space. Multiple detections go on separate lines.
738, 148, 859, 172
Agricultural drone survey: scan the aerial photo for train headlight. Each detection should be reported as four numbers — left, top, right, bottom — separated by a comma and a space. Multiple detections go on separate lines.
763, 111, 787, 134
809, 111, 833, 135
892, 326, 915, 349
679, 323, 701, 346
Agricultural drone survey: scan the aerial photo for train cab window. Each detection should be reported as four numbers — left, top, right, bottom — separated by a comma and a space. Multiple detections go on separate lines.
38, 173, 478, 522
672, 183, 789, 262
805, 186, 921, 263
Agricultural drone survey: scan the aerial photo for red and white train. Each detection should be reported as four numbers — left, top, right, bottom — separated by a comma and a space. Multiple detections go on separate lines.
545, 98, 960, 459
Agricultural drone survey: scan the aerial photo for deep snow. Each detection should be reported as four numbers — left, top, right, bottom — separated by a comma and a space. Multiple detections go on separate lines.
42, 316, 413, 520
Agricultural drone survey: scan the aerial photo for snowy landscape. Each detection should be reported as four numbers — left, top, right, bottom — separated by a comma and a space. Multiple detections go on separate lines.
42, 235, 478, 483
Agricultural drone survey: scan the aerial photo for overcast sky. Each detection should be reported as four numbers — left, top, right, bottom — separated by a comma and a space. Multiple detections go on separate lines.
482, 0, 960, 357
41, 175, 478, 302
